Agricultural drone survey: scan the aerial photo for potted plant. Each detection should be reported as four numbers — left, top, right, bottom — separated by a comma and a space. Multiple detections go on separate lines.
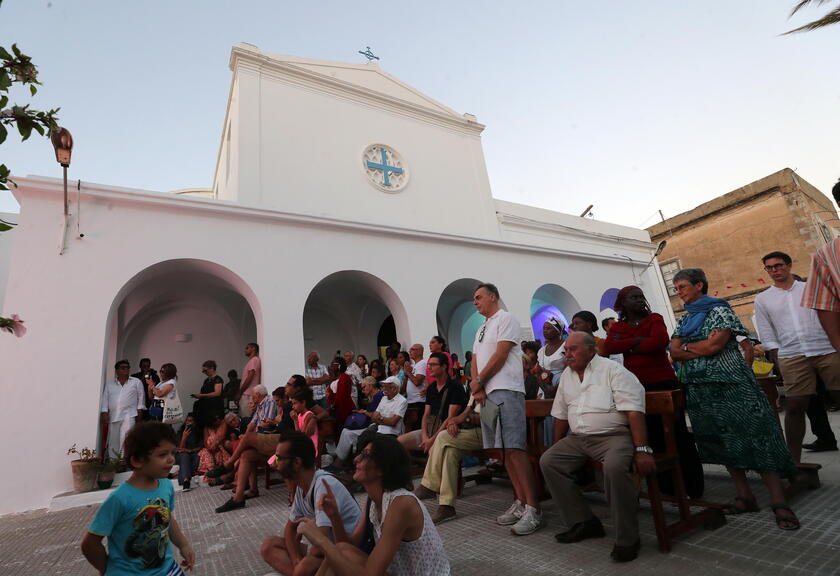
67, 444, 100, 493
97, 453, 123, 490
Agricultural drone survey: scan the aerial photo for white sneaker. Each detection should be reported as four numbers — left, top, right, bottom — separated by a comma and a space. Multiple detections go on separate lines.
497, 500, 525, 526
511, 506, 542, 536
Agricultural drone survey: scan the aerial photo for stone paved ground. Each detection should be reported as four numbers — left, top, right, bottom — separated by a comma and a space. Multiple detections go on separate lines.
3, 417, 840, 576
2, 467, 840, 576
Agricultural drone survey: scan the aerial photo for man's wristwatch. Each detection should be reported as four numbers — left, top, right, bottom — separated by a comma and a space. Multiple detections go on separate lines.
635, 445, 654, 455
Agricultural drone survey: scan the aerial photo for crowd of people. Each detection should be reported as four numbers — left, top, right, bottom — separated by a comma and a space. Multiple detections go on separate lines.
89, 184, 840, 574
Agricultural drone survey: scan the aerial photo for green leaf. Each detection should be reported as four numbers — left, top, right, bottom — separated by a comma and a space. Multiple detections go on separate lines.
29, 84, 36, 96
0, 46, 11, 60
0, 70, 10, 91
0, 222, 12, 232
11, 44, 21, 58
0, 123, 6, 145
0, 95, 7, 108
17, 117, 32, 141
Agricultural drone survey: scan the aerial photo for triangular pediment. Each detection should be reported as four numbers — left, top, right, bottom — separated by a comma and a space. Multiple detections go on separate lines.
237, 47, 463, 119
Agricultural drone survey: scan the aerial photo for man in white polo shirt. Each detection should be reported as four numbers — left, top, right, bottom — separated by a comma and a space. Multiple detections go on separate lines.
470, 282, 542, 536
754, 250, 840, 462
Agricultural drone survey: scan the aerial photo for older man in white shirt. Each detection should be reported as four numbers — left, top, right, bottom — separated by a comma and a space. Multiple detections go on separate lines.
539, 332, 654, 563
100, 359, 145, 458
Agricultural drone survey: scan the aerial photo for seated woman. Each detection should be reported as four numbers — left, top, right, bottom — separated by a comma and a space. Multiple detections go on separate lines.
176, 414, 203, 491
328, 377, 407, 471
292, 388, 319, 457
297, 434, 451, 575
197, 413, 230, 479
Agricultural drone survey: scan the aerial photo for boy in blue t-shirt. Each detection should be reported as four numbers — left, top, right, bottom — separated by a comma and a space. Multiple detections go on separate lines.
82, 422, 195, 575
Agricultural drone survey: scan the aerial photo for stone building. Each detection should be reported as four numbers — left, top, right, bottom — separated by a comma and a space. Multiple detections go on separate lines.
647, 168, 840, 332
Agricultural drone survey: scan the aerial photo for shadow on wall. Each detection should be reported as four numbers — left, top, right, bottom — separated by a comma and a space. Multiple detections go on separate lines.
302, 270, 409, 363
105, 258, 260, 400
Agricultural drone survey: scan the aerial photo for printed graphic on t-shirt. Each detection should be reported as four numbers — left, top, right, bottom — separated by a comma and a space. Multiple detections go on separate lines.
125, 497, 171, 569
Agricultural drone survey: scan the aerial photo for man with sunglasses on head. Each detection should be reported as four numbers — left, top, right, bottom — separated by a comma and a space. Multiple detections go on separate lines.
754, 251, 840, 462
470, 282, 543, 536
260, 430, 361, 576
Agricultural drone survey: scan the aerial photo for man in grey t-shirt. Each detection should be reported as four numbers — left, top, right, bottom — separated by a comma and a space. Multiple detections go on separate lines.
260, 431, 361, 576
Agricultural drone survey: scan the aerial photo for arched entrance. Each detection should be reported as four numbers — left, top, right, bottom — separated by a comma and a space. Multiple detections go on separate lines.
435, 278, 486, 357
302, 271, 409, 363
106, 259, 261, 401
530, 284, 581, 344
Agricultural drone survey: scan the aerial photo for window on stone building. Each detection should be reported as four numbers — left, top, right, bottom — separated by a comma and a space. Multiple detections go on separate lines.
659, 259, 681, 295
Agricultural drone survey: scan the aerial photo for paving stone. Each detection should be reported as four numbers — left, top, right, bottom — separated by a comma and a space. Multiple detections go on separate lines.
2, 467, 839, 575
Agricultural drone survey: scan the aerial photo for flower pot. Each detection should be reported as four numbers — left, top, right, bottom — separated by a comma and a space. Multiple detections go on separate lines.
70, 460, 99, 493
97, 470, 115, 490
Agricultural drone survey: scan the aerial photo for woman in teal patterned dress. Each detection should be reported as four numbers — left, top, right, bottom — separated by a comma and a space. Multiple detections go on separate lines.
669, 268, 799, 530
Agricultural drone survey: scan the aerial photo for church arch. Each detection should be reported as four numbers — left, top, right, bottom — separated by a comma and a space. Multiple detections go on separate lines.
104, 259, 261, 401
302, 270, 409, 363
435, 278, 487, 357
530, 283, 581, 344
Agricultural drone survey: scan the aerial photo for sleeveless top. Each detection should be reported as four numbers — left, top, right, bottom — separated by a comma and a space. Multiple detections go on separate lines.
296, 410, 319, 456
370, 488, 451, 576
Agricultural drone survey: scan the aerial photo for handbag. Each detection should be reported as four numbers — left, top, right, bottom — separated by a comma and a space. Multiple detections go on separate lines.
162, 391, 185, 424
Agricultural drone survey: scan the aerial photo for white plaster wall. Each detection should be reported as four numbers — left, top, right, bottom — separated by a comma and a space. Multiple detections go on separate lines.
0, 211, 17, 309
0, 177, 668, 515
221, 57, 498, 239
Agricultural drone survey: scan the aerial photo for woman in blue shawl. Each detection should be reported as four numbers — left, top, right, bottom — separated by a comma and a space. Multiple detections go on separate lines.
669, 268, 799, 531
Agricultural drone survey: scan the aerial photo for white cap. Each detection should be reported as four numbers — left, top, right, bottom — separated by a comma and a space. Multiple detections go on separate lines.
382, 376, 401, 386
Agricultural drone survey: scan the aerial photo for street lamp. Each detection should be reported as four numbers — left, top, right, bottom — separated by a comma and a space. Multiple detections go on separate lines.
50, 127, 73, 215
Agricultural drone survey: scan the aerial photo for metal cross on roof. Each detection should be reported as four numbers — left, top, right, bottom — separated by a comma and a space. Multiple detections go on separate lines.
358, 46, 379, 62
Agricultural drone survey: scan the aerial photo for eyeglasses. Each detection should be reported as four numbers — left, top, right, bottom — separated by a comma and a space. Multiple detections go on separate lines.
357, 450, 374, 461
764, 263, 788, 272
478, 324, 487, 343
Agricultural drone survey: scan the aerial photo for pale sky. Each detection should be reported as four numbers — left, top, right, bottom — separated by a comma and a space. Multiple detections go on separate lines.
1, 0, 838, 228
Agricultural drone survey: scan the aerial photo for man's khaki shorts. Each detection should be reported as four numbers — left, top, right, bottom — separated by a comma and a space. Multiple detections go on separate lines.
778, 353, 840, 397
254, 432, 281, 456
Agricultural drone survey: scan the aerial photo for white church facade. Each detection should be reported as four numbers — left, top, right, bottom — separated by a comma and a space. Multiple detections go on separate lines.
0, 44, 673, 515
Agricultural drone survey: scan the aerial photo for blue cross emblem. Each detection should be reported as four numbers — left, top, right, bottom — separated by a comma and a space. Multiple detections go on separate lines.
366, 148, 404, 187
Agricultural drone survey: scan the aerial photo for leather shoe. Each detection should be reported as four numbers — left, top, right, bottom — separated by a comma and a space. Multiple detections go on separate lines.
611, 539, 641, 562
803, 441, 838, 452
215, 498, 245, 513
554, 517, 605, 543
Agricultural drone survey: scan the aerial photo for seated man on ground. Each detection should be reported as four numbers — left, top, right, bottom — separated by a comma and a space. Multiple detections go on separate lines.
539, 332, 655, 563
212, 384, 284, 512
328, 376, 407, 471
260, 430, 362, 576
414, 395, 483, 524
397, 352, 466, 453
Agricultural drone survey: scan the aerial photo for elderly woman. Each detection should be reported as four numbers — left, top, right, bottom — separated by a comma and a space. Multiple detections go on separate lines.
669, 268, 798, 530
604, 285, 704, 498
297, 434, 451, 575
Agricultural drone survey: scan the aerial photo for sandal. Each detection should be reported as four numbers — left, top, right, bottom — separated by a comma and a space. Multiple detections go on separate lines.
771, 504, 800, 531
722, 496, 760, 515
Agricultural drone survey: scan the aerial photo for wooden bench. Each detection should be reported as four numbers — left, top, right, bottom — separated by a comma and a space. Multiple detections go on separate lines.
466, 399, 554, 499
593, 390, 726, 552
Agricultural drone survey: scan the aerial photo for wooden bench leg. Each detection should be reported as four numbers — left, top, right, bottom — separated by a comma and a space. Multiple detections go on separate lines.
645, 475, 671, 553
